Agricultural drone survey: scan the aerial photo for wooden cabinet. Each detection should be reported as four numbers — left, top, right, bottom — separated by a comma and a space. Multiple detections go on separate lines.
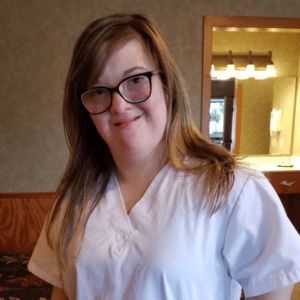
267, 171, 300, 194
267, 171, 300, 233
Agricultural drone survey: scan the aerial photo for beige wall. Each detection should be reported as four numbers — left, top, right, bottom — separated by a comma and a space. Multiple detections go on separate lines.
1, 0, 300, 192
239, 79, 273, 155
271, 77, 296, 155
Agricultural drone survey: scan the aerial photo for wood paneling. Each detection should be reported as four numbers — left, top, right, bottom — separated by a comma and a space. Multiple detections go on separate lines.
0, 192, 55, 254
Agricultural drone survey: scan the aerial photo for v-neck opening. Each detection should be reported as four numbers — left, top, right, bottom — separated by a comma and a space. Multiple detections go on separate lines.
116, 162, 172, 230
103, 162, 175, 253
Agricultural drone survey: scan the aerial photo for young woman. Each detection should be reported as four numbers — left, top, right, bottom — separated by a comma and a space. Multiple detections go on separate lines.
28, 14, 300, 300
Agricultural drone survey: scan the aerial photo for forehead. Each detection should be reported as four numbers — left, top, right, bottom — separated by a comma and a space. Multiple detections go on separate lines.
98, 38, 156, 83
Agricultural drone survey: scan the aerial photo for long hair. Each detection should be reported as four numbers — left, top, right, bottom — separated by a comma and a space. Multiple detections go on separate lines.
46, 14, 237, 256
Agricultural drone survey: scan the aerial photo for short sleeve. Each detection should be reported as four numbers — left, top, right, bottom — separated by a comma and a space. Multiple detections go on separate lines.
223, 172, 300, 298
28, 208, 64, 289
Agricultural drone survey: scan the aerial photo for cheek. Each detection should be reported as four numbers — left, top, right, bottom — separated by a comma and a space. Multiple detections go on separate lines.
144, 86, 168, 118
90, 115, 109, 139
155, 95, 168, 127
140, 98, 167, 127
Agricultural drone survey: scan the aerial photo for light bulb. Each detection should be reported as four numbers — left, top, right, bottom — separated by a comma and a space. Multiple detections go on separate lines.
211, 65, 217, 77
266, 64, 276, 77
255, 71, 268, 80
217, 72, 230, 80
245, 64, 256, 78
235, 70, 249, 80
225, 64, 235, 78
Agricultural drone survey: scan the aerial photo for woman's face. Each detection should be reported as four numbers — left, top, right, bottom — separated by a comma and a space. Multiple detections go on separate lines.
90, 38, 168, 159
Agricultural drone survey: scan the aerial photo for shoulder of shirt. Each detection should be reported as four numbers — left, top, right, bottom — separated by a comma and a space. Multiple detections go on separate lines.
165, 161, 265, 185
227, 165, 275, 208
170, 163, 270, 210
233, 165, 267, 189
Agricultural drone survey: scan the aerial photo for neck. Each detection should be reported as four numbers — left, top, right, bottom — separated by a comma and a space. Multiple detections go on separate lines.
111, 143, 168, 185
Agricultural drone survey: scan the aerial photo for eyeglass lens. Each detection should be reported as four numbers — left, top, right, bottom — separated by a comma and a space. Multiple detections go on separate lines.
82, 74, 151, 114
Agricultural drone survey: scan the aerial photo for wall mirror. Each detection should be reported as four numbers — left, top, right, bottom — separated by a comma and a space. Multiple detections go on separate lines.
202, 15, 300, 156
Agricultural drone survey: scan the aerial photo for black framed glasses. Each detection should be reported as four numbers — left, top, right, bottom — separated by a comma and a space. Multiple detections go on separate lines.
80, 71, 160, 115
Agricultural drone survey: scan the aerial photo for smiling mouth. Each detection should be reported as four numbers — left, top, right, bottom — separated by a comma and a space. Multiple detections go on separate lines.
115, 115, 141, 126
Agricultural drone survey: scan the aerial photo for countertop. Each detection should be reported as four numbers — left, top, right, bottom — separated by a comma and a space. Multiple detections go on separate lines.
240, 155, 300, 172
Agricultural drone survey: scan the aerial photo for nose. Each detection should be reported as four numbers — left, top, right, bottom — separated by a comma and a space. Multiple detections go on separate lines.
109, 91, 132, 114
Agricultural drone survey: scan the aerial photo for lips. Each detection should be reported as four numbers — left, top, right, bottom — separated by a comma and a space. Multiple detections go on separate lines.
113, 115, 141, 126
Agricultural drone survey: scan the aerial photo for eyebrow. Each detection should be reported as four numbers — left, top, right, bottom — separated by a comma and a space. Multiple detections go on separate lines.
95, 66, 149, 86
123, 66, 149, 77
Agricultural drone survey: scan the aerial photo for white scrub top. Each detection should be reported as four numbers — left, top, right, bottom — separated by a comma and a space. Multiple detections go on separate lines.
28, 163, 300, 299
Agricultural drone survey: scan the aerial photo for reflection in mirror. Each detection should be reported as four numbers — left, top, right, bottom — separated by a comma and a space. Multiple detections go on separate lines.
210, 79, 235, 152
202, 16, 300, 156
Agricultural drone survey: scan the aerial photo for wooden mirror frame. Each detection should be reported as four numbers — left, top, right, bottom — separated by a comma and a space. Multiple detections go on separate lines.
201, 15, 300, 139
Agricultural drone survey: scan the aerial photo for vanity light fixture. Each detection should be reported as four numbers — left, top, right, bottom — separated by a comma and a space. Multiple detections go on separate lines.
225, 51, 236, 78
265, 64, 276, 77
235, 70, 250, 79
211, 50, 276, 80
245, 51, 256, 78
210, 64, 217, 77
255, 70, 269, 80
265, 51, 277, 77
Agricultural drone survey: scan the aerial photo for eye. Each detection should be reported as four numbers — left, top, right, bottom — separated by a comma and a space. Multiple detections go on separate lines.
132, 76, 142, 84
94, 87, 107, 96
123, 75, 148, 92
127, 75, 147, 85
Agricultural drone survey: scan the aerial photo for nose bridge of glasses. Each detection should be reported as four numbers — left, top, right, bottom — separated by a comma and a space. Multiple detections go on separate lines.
109, 84, 134, 111
109, 83, 128, 102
